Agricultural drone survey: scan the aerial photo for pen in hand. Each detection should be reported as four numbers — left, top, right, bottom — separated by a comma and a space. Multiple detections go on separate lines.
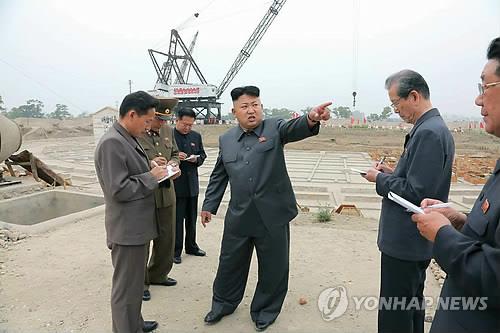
377, 156, 386, 167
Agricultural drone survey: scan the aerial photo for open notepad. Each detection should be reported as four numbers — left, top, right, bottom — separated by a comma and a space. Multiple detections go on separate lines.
157, 165, 180, 183
387, 191, 424, 214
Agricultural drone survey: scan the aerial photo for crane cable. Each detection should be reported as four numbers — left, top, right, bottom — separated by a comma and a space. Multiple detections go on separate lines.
352, 0, 360, 109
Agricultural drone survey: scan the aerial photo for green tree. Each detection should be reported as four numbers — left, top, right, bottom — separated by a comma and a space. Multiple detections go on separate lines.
300, 106, 312, 116
336, 106, 352, 119
263, 107, 294, 119
48, 104, 72, 120
0, 95, 6, 114
331, 108, 339, 118
380, 106, 392, 120
367, 113, 380, 122
8, 99, 45, 118
76, 111, 89, 118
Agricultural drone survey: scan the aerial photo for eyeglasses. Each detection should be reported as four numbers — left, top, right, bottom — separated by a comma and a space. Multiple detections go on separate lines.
478, 81, 500, 95
390, 97, 402, 110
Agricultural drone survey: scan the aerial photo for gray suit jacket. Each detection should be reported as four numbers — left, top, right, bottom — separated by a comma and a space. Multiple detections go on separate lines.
430, 160, 500, 333
95, 122, 158, 245
376, 108, 455, 261
202, 115, 319, 230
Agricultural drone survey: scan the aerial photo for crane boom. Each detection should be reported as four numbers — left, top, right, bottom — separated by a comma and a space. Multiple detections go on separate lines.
216, 0, 287, 98
175, 31, 199, 84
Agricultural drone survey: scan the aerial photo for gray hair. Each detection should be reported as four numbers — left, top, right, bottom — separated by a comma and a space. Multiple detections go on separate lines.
385, 69, 430, 99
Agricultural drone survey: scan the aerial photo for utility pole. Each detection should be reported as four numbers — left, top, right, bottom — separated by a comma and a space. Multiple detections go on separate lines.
128, 80, 132, 93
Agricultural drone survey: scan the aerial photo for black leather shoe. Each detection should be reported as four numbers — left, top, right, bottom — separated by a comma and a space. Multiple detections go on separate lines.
255, 320, 273, 331
173, 256, 181, 264
204, 311, 225, 325
186, 249, 206, 257
151, 277, 177, 286
143, 320, 158, 332
143, 290, 151, 301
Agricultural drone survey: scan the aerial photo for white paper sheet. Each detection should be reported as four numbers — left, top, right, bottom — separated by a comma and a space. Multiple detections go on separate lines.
157, 165, 180, 183
387, 191, 424, 214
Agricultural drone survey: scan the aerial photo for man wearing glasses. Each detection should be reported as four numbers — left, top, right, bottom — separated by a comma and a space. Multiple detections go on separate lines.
200, 85, 331, 331
363, 70, 455, 333
412, 37, 500, 333
138, 96, 181, 302
173, 107, 207, 264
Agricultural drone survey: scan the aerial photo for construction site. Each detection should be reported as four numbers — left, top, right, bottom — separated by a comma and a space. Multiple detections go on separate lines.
1, 0, 499, 332
0, 111, 497, 332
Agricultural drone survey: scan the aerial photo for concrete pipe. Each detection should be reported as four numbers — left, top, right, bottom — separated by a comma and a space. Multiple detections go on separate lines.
0, 115, 22, 162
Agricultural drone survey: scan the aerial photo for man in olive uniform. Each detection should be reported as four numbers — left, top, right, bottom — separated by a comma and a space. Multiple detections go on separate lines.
138, 96, 181, 301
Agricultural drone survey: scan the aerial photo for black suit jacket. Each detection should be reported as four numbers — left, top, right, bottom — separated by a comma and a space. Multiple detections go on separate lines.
173, 129, 206, 198
430, 160, 500, 333
376, 109, 455, 261
202, 115, 319, 230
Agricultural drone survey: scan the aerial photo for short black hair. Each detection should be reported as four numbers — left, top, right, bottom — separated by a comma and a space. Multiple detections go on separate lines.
385, 69, 430, 100
176, 107, 196, 119
119, 91, 159, 118
230, 85, 260, 101
487, 37, 500, 77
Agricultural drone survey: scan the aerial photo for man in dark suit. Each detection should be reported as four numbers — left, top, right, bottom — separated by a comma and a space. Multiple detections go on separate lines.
173, 107, 207, 264
412, 37, 500, 333
94, 91, 168, 333
363, 70, 455, 333
138, 97, 181, 302
200, 85, 331, 331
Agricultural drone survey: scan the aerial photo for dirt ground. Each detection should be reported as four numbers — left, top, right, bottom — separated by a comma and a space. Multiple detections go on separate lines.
0, 211, 440, 333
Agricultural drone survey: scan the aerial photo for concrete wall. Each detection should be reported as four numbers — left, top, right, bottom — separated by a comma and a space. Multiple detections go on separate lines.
0, 190, 104, 225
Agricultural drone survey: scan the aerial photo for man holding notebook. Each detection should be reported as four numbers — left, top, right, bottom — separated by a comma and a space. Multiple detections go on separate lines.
363, 70, 455, 333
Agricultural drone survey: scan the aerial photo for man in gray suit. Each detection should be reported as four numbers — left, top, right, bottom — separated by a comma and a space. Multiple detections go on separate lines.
363, 70, 455, 333
95, 91, 168, 333
412, 37, 500, 333
200, 85, 331, 331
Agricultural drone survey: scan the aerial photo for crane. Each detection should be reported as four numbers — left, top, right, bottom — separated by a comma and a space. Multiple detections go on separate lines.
174, 31, 199, 84
148, 0, 287, 121
216, 0, 287, 98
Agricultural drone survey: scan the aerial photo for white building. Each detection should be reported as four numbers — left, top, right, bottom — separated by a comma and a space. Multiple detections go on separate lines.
92, 107, 118, 145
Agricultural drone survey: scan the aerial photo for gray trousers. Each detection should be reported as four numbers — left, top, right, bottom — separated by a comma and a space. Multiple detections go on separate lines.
145, 205, 175, 289
109, 242, 148, 333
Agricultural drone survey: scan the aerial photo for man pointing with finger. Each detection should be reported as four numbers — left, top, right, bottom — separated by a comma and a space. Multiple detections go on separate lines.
200, 85, 330, 331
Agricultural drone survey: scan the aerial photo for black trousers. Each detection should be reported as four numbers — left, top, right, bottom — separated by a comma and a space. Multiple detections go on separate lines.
378, 252, 430, 333
211, 215, 290, 324
175, 196, 199, 257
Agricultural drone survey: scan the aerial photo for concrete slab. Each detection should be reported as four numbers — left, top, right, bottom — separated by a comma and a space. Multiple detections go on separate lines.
14, 136, 485, 219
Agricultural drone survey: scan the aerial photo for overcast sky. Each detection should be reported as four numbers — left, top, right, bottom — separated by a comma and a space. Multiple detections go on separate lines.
1, 0, 499, 118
